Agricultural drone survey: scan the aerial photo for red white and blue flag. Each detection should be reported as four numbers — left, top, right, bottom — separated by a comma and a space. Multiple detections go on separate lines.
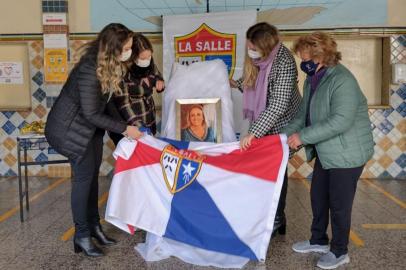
105, 134, 288, 268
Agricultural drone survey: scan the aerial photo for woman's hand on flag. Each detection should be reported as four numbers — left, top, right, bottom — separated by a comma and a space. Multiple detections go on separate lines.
240, 134, 255, 151
125, 126, 144, 140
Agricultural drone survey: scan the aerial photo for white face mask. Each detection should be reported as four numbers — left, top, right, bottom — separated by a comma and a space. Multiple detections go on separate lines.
119, 49, 132, 62
247, 49, 262, 59
136, 57, 151, 68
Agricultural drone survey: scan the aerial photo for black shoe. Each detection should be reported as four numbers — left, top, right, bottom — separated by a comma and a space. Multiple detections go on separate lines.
73, 236, 104, 257
271, 215, 287, 238
90, 225, 117, 246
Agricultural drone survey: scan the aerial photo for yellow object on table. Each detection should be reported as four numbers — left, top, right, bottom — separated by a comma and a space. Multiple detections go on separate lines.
20, 120, 45, 134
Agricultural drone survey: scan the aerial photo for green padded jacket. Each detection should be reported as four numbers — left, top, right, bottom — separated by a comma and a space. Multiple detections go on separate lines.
282, 63, 374, 169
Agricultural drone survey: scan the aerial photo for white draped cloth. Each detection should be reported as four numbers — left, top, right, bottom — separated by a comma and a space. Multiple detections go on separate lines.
161, 59, 236, 142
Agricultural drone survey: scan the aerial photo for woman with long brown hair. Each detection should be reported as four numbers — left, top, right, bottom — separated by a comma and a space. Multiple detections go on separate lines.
109, 33, 164, 145
230, 22, 301, 237
45, 23, 143, 257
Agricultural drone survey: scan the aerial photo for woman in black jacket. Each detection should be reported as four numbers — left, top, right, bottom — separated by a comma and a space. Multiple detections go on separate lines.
45, 23, 142, 257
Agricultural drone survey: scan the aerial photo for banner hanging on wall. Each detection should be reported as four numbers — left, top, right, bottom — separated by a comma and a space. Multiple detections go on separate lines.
163, 10, 257, 136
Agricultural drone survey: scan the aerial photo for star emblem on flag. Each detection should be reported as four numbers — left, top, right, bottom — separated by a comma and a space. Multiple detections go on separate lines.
182, 162, 196, 183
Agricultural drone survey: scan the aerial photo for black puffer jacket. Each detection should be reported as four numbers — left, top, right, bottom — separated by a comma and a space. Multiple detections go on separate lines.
45, 52, 127, 161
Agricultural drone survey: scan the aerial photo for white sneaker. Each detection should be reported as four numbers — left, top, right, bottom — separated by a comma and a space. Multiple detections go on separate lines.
292, 240, 329, 254
317, 252, 350, 269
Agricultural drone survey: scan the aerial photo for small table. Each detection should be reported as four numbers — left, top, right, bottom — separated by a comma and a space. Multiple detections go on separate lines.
16, 134, 70, 222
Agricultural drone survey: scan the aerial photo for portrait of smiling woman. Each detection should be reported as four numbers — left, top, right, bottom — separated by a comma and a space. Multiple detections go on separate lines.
180, 104, 216, 143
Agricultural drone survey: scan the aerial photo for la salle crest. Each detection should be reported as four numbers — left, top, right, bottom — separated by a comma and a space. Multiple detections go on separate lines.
160, 145, 204, 194
174, 23, 236, 78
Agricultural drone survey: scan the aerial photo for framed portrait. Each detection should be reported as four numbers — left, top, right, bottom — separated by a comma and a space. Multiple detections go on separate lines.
176, 98, 222, 143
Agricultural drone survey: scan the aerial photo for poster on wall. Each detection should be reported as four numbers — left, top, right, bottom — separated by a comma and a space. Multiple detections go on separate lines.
43, 34, 68, 83
44, 48, 68, 83
163, 10, 257, 136
0, 62, 23, 84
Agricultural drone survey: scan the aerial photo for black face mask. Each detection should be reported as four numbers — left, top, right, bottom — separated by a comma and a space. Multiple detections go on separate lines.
130, 62, 153, 79
300, 60, 319, 76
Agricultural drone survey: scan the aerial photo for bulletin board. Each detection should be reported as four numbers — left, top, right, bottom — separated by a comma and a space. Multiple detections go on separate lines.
0, 43, 31, 110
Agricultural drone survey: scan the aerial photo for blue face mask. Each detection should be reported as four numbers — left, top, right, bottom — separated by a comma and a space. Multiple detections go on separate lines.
300, 60, 319, 76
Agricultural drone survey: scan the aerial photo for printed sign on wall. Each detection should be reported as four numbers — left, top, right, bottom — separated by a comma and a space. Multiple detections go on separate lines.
43, 13, 67, 25
44, 48, 68, 83
0, 62, 23, 84
43, 34, 68, 83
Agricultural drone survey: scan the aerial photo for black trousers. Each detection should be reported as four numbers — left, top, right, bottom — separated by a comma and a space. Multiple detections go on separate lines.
309, 158, 364, 257
70, 131, 104, 238
276, 171, 288, 218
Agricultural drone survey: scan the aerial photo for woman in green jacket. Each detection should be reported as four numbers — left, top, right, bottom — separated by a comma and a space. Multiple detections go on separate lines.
282, 32, 374, 269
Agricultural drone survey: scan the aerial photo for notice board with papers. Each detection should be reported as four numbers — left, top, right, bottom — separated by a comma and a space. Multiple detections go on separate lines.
0, 43, 31, 110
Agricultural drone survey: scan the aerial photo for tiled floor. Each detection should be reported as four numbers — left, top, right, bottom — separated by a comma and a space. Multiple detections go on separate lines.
0, 176, 404, 270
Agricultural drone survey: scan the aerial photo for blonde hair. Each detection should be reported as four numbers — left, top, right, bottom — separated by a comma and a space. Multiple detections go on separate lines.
81, 23, 133, 95
292, 32, 342, 66
186, 104, 207, 129
96, 47, 128, 95
243, 23, 279, 88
